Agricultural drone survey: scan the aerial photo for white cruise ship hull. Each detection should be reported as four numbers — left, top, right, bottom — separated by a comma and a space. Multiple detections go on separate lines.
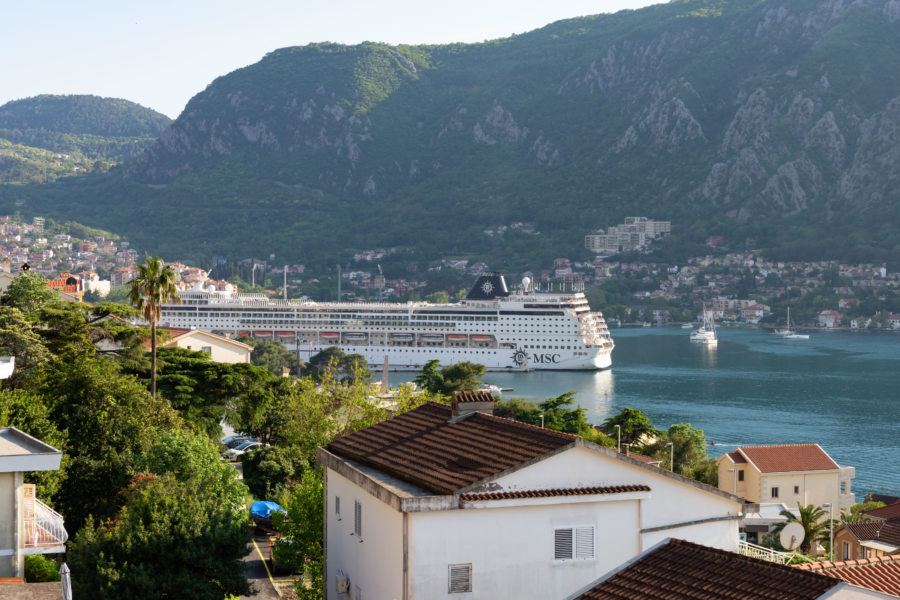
161, 273, 614, 371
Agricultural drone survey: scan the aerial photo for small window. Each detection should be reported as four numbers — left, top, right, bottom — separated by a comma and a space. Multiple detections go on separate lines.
335, 496, 341, 520
771, 487, 779, 498
554, 526, 595, 561
448, 563, 472, 594
842, 541, 850, 561
201, 346, 212, 353
354, 500, 362, 537
738, 470, 744, 482
794, 485, 800, 495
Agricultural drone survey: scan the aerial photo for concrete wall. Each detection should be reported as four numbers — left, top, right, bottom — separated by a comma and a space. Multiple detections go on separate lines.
495, 446, 741, 552
172, 333, 250, 364
408, 497, 641, 600
325, 469, 403, 600
0, 472, 22, 578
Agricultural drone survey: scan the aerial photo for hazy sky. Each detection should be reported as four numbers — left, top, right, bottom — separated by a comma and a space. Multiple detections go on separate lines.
2, 0, 663, 119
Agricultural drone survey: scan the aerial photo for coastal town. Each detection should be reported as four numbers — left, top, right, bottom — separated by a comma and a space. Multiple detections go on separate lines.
4, 214, 899, 332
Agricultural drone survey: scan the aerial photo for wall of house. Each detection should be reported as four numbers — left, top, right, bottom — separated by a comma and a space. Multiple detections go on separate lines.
834, 528, 864, 561
325, 469, 403, 600
173, 334, 249, 364
0, 471, 22, 578
717, 457, 761, 502
408, 497, 641, 600
757, 472, 841, 512
490, 446, 741, 552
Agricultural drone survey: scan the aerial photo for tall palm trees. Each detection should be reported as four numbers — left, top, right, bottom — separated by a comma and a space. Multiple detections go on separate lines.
129, 256, 180, 397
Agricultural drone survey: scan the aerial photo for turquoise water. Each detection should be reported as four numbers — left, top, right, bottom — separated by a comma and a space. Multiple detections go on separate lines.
392, 328, 900, 499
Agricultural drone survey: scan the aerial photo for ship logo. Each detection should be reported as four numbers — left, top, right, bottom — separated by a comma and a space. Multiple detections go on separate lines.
481, 280, 494, 295
511, 347, 528, 367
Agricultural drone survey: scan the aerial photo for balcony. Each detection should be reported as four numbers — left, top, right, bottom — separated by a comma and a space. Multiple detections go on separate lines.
22, 485, 67, 554
737, 540, 809, 565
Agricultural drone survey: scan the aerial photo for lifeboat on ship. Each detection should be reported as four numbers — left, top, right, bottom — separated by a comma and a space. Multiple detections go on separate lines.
344, 333, 368, 341
390, 333, 414, 341
447, 334, 467, 340
470, 335, 495, 341
420, 334, 444, 342
320, 332, 339, 340
254, 331, 273, 337
277, 331, 294, 338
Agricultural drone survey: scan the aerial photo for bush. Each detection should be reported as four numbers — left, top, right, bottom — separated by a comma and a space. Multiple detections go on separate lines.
24, 554, 60, 582
241, 445, 305, 499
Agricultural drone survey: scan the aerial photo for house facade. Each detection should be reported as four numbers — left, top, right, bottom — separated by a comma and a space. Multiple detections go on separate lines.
0, 428, 66, 578
319, 395, 745, 600
159, 328, 252, 364
717, 444, 855, 513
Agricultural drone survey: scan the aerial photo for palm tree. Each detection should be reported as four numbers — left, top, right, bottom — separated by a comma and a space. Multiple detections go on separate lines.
129, 255, 180, 397
772, 503, 831, 555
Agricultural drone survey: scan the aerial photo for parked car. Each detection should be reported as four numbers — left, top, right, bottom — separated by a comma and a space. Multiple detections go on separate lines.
222, 435, 259, 450
223, 441, 263, 461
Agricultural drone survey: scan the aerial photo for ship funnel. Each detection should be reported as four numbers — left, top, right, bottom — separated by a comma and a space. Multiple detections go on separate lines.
465, 273, 510, 300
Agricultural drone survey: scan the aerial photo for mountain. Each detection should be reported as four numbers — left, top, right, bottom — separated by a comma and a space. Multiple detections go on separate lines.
5, 0, 900, 268
0, 95, 171, 183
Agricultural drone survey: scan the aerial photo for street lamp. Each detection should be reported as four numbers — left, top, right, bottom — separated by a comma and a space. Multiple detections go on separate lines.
728, 468, 736, 494
666, 442, 674, 472
615, 424, 621, 453
539, 414, 544, 429
823, 502, 834, 561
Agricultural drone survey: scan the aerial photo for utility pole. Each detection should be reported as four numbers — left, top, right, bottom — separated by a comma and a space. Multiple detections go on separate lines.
283, 265, 288, 300
337, 265, 342, 301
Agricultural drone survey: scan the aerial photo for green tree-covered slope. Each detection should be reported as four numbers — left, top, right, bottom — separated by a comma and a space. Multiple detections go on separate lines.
5, 0, 900, 267
0, 95, 171, 183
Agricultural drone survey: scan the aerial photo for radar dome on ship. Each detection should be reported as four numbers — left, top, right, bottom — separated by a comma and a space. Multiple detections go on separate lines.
224, 283, 234, 293
522, 277, 531, 290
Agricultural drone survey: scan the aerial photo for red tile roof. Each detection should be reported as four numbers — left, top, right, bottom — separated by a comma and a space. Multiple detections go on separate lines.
573, 538, 839, 600
458, 484, 650, 502
866, 501, 900, 522
840, 521, 900, 548
795, 555, 900, 596
736, 444, 839, 473
726, 451, 748, 464
326, 402, 576, 494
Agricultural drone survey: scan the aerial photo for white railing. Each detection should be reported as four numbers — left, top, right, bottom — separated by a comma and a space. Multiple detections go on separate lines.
25, 499, 68, 548
737, 540, 797, 564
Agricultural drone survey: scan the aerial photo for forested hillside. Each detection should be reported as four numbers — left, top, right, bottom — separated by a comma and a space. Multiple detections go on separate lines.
4, 0, 900, 268
0, 95, 171, 183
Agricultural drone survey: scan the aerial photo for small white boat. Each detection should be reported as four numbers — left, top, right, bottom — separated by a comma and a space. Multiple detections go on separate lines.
777, 308, 808, 339
690, 306, 718, 346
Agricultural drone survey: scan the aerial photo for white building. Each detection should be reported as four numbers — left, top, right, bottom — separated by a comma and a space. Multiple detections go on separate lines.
318, 394, 746, 600
158, 327, 252, 364
585, 217, 672, 254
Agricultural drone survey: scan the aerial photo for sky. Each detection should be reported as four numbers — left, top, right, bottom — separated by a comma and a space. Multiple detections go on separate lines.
1, 0, 663, 119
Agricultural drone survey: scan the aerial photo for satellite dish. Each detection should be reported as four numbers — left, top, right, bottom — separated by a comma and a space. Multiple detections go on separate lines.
779, 522, 805, 551
522, 277, 531, 290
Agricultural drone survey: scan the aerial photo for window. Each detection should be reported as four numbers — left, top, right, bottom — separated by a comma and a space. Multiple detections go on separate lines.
771, 487, 779, 498
354, 500, 362, 537
794, 485, 800, 495
554, 526, 595, 561
335, 496, 341, 520
842, 541, 850, 561
738, 470, 744, 482
448, 563, 472, 593
201, 346, 212, 354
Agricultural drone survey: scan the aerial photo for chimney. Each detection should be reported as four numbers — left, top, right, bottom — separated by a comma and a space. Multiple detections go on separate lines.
450, 390, 495, 421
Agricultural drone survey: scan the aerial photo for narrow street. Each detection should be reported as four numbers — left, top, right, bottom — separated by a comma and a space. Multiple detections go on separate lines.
240, 530, 282, 600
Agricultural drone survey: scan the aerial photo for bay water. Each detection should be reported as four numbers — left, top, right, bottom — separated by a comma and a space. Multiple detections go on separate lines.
392, 327, 900, 500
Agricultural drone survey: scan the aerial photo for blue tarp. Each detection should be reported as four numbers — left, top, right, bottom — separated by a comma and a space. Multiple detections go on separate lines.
250, 500, 285, 521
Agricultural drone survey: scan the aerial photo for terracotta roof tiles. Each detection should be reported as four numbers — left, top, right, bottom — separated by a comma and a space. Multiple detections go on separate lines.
737, 444, 839, 473
459, 484, 649, 502
866, 501, 900, 522
573, 538, 840, 600
795, 555, 900, 596
841, 520, 900, 548
326, 402, 576, 495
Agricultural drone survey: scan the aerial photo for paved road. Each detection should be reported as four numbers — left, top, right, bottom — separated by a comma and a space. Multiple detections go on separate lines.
241, 531, 281, 600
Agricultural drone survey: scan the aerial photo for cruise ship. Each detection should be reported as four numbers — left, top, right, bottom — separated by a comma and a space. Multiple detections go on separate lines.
159, 273, 614, 371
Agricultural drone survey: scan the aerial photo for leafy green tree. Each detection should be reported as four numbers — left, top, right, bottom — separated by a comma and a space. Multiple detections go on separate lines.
135, 431, 248, 508
439, 361, 484, 393
0, 307, 50, 386
240, 336, 299, 376
272, 467, 324, 600
601, 408, 659, 447
306, 347, 372, 384
68, 472, 250, 600
0, 389, 66, 500
493, 394, 614, 447
842, 501, 885, 523
1, 271, 56, 314
413, 359, 444, 394
241, 445, 305, 499
771, 503, 831, 555
152, 347, 278, 438
128, 255, 181, 397
24, 555, 60, 583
